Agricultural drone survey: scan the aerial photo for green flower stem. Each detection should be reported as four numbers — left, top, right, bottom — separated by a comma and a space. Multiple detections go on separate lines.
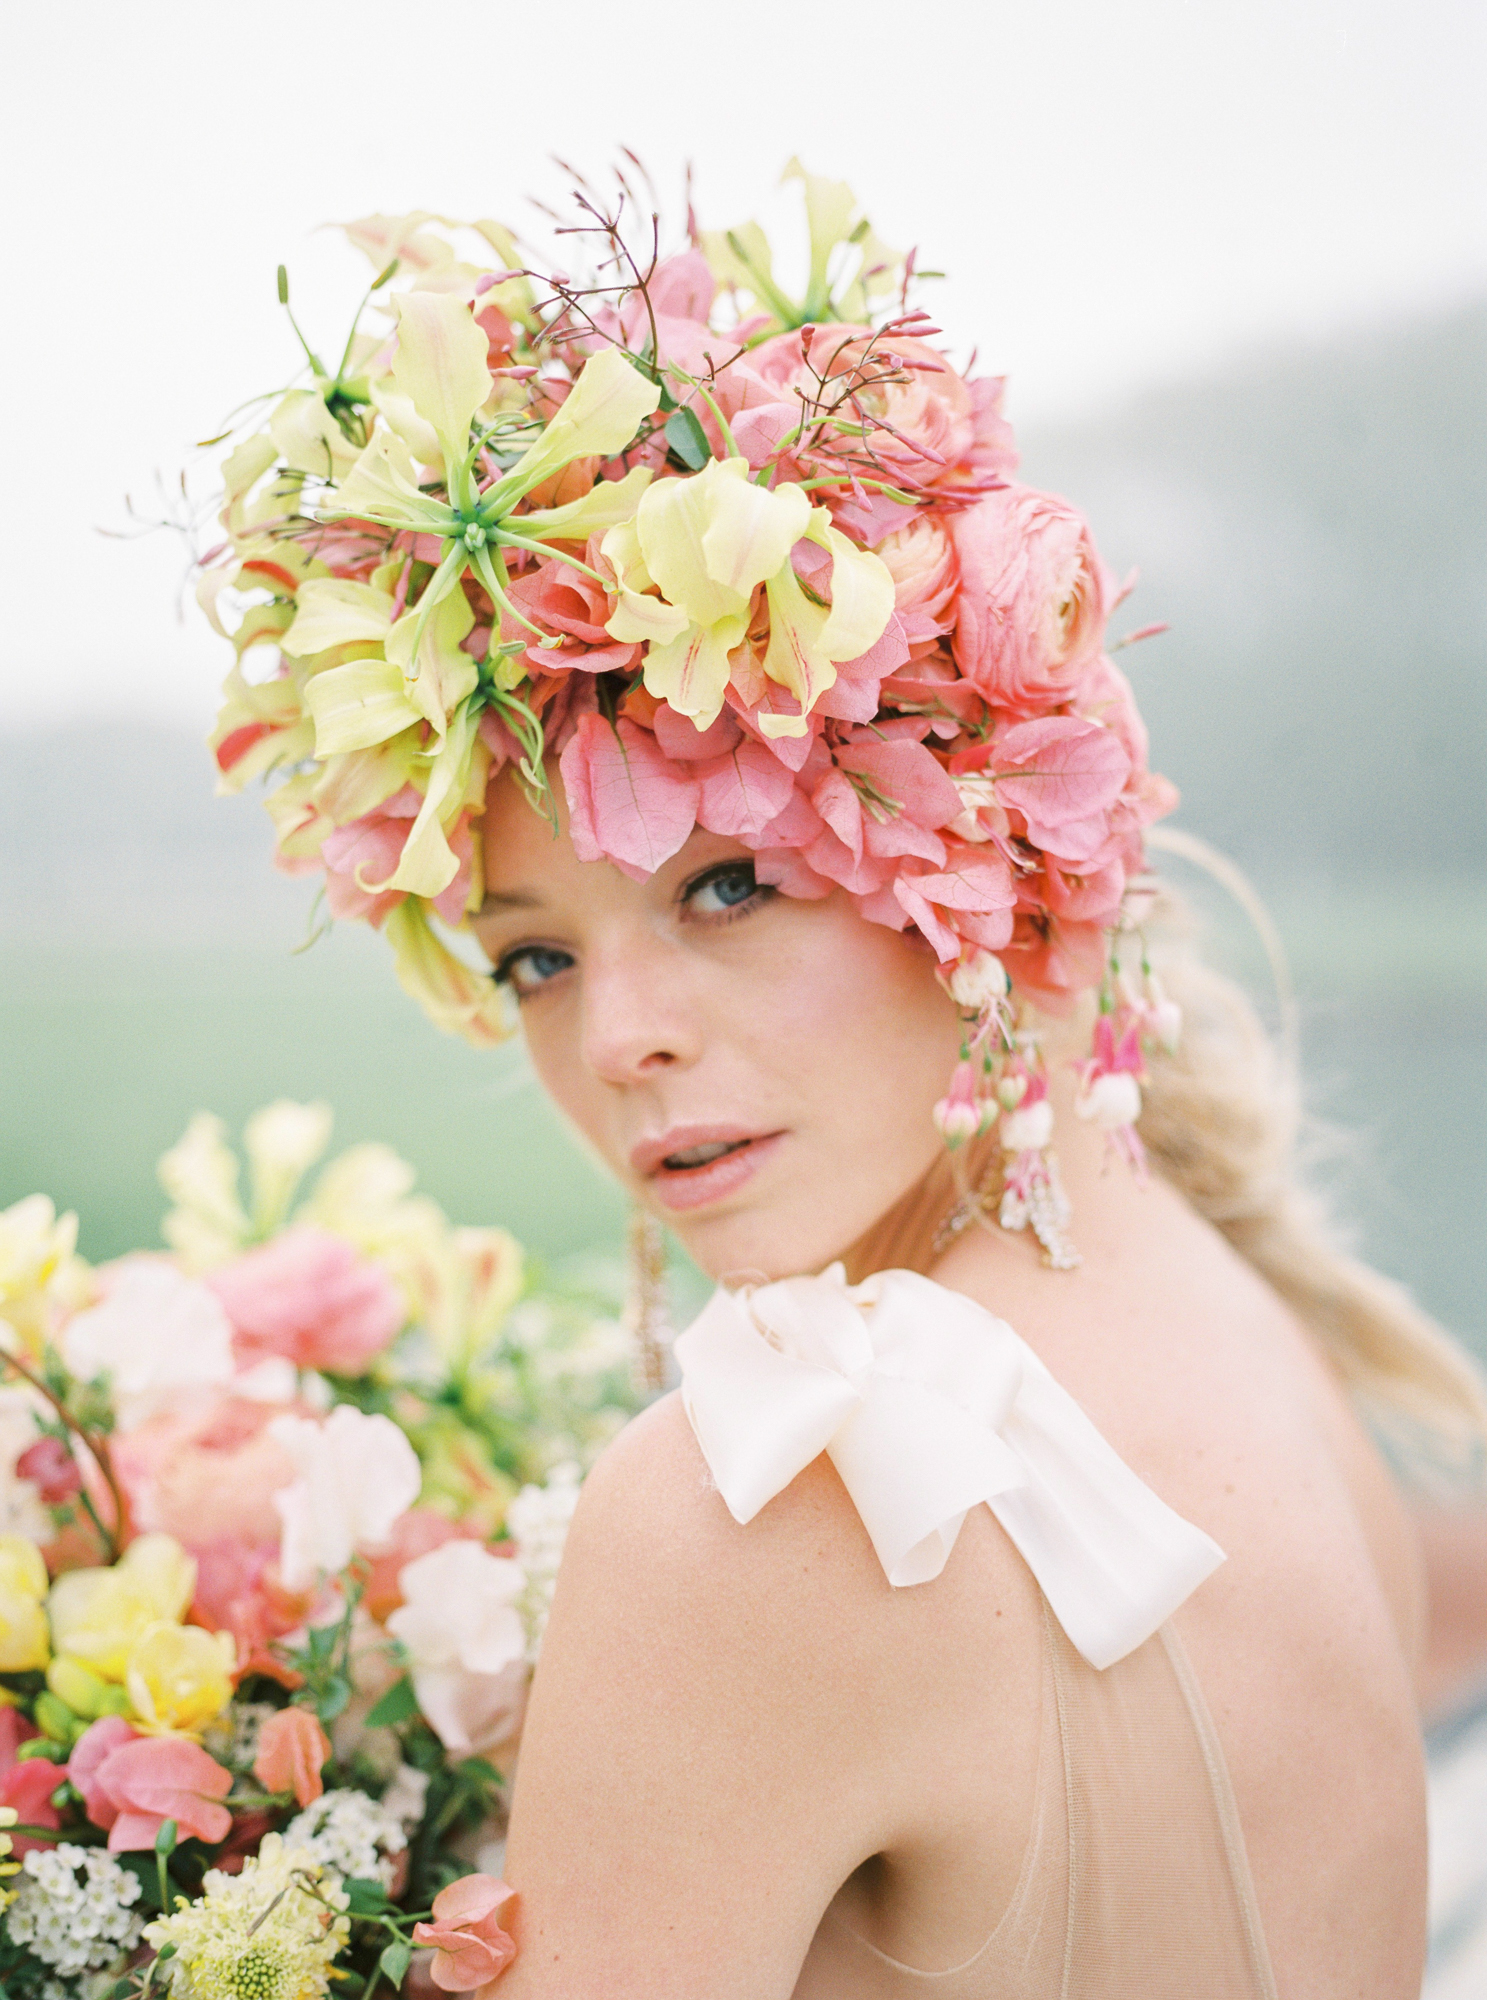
467, 543, 551, 645
490, 528, 607, 585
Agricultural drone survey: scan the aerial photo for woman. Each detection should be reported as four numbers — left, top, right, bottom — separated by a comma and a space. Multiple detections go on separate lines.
201, 174, 1487, 1996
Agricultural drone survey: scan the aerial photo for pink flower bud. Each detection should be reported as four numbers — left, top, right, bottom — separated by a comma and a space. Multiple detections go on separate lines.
995, 1073, 1028, 1112
932, 1061, 985, 1148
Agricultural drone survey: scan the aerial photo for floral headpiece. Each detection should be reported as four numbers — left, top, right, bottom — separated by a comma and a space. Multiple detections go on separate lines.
201, 162, 1179, 1266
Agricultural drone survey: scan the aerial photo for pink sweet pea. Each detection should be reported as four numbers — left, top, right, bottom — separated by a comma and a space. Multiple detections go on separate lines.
71, 1719, 233, 1850
208, 1227, 404, 1376
253, 1706, 331, 1808
1, 1756, 65, 1855
413, 1874, 519, 1991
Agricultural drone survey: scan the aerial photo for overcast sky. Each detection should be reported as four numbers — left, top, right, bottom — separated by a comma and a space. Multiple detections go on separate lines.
4, 0, 1482, 730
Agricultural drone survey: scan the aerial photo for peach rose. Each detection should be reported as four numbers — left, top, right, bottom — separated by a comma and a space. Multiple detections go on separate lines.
949, 487, 1114, 713
113, 1395, 299, 1548
208, 1227, 404, 1377
413, 1874, 519, 1992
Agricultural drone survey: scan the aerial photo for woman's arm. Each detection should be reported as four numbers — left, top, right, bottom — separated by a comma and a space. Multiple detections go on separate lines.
493, 1395, 902, 1999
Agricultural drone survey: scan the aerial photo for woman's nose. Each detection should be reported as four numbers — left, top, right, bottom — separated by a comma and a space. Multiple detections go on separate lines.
579, 934, 704, 1085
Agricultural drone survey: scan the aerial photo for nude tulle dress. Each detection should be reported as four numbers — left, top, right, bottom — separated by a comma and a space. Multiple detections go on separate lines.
674, 1266, 1279, 1999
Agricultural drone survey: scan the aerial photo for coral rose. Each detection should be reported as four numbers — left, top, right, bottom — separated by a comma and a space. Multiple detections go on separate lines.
208, 1226, 404, 1377
254, 1705, 331, 1807
413, 1873, 519, 1991
949, 487, 1115, 713
113, 1394, 300, 1548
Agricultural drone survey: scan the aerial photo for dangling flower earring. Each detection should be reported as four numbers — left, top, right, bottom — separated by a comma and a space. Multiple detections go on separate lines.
624, 1207, 671, 1395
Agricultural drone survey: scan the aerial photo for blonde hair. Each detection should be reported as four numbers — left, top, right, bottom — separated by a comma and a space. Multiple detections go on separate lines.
845, 899, 1487, 1481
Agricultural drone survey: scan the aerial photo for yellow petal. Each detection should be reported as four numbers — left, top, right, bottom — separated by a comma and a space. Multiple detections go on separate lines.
269, 389, 361, 479
306, 659, 424, 755
0, 1600, 49, 1673
368, 379, 442, 464
391, 291, 493, 463
783, 157, 858, 298
328, 427, 445, 528
500, 347, 660, 501
699, 464, 811, 600
762, 560, 836, 715
312, 736, 421, 824
120, 1534, 197, 1624
641, 615, 747, 726
386, 899, 515, 1047
385, 585, 477, 736
635, 460, 753, 629
0, 1536, 49, 1605
387, 703, 481, 898
221, 434, 277, 501
813, 521, 896, 662
126, 1621, 235, 1737
517, 464, 653, 540
281, 578, 394, 659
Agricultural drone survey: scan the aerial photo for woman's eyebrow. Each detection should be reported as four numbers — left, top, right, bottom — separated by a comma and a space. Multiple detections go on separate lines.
477, 889, 543, 915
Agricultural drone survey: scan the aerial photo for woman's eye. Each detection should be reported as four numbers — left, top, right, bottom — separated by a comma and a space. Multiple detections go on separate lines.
494, 944, 574, 998
685, 862, 768, 916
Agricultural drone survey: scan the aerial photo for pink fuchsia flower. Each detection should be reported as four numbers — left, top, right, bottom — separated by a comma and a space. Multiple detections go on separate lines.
949, 486, 1115, 713
320, 789, 475, 929
71, 1719, 233, 1850
253, 1706, 331, 1807
933, 1061, 985, 1147
945, 949, 1010, 1013
412, 1873, 519, 1991
207, 1226, 404, 1377
0, 1756, 65, 1855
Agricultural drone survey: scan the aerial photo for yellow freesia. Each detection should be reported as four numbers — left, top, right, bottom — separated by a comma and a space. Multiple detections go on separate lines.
244, 1101, 333, 1235
0, 1535, 51, 1673
158, 1114, 250, 1269
126, 1621, 236, 1738
603, 457, 894, 732
48, 1535, 196, 1683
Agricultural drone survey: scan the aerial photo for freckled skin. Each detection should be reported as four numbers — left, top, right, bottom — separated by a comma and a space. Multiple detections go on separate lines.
470, 769, 1430, 2000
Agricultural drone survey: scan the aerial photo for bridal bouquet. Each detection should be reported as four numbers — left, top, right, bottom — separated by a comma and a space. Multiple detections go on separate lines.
0, 1103, 639, 1999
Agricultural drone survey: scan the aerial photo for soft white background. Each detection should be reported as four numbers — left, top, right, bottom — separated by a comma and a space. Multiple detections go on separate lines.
3, 0, 1482, 730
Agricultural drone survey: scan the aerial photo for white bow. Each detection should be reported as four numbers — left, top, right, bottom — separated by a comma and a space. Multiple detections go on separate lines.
673, 1265, 1224, 1671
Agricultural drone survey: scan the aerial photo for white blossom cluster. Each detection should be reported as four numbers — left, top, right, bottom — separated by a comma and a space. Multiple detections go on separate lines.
6, 1843, 143, 1976
506, 1461, 582, 1655
283, 1788, 408, 1888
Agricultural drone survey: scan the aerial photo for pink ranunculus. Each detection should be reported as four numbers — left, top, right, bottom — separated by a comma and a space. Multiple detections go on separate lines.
113, 1395, 300, 1548
949, 487, 1115, 713
82, 1731, 234, 1851
412, 1874, 519, 1991
208, 1227, 404, 1377
320, 792, 475, 930
0, 1757, 66, 1855
872, 515, 960, 644
748, 326, 985, 498
253, 1706, 331, 1808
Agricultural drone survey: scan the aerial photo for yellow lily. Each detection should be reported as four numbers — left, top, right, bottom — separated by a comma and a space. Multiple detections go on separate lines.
386, 898, 512, 1046
603, 457, 894, 733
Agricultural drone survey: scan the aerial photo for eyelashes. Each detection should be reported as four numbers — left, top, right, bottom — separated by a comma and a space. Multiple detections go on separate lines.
491, 859, 777, 1000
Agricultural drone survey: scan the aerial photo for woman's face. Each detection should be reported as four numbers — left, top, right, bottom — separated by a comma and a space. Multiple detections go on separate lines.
472, 771, 964, 1281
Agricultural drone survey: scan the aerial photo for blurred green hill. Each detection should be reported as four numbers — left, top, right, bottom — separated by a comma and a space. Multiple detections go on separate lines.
2, 302, 1483, 1342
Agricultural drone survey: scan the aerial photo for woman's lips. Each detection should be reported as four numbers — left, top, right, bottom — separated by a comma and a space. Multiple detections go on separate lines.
632, 1127, 785, 1213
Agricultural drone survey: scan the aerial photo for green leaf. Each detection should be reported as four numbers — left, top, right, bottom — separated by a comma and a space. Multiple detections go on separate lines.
316, 1672, 352, 1723
380, 1938, 413, 1989
663, 406, 713, 472
365, 1674, 420, 1729
343, 1876, 392, 1915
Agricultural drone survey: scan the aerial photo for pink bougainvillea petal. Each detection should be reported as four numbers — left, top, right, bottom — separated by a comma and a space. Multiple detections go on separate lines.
992, 717, 1130, 826
695, 741, 797, 840
559, 714, 701, 875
